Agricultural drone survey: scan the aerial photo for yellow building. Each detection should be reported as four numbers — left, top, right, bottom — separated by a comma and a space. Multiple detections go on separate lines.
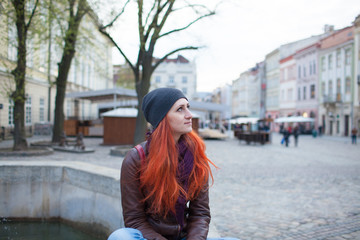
0, 3, 114, 140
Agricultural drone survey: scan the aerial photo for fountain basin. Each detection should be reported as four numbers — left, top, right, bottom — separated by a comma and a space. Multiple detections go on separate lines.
0, 161, 123, 238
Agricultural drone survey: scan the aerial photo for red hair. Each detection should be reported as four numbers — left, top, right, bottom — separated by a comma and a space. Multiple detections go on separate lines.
140, 116, 217, 216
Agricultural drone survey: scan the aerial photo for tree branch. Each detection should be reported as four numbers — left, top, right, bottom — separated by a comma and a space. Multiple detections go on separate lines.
100, 0, 131, 30
25, 0, 39, 31
159, 11, 214, 39
98, 26, 135, 72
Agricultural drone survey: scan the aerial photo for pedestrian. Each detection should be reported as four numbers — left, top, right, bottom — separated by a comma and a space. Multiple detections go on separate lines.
351, 127, 358, 144
293, 125, 299, 147
107, 88, 239, 240
282, 128, 290, 147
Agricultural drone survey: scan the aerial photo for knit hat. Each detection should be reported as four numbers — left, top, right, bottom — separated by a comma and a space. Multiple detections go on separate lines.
142, 88, 187, 129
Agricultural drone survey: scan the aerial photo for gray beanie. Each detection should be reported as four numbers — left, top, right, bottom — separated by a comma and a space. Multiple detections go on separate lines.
142, 88, 187, 129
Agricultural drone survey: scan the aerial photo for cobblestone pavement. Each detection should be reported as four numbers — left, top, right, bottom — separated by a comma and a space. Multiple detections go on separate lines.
1, 133, 360, 239
206, 133, 360, 240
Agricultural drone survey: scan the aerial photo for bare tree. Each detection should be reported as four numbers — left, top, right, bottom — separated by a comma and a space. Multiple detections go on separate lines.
99, 0, 217, 144
9, 0, 39, 150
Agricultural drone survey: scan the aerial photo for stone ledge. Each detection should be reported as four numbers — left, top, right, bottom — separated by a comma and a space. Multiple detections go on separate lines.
0, 147, 54, 157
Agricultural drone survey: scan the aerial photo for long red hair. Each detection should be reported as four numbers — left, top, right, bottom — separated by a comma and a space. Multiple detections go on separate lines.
140, 116, 217, 216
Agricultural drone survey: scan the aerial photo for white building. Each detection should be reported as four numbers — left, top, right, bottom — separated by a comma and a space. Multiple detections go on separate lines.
232, 66, 260, 117
318, 26, 354, 136
150, 55, 197, 99
353, 15, 360, 131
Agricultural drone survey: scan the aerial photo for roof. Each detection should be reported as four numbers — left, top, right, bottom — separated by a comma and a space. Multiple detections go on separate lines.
153, 55, 190, 64
66, 88, 137, 102
320, 26, 354, 49
101, 108, 138, 117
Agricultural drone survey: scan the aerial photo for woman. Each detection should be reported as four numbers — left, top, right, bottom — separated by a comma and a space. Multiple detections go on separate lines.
108, 88, 236, 240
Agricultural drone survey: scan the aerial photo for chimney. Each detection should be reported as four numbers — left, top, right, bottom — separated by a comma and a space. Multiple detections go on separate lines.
324, 24, 334, 33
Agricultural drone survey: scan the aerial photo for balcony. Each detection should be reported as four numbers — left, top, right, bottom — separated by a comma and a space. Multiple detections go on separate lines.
322, 93, 342, 103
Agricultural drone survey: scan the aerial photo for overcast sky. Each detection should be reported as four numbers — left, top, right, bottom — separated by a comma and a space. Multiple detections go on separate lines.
112, 0, 360, 92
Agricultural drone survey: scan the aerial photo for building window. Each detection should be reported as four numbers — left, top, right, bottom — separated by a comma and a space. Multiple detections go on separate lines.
39, 98, 45, 122
309, 62, 312, 75
287, 88, 293, 101
169, 76, 174, 83
303, 86, 306, 100
321, 82, 325, 96
303, 66, 306, 77
345, 77, 351, 93
310, 84, 315, 99
336, 120, 340, 134
182, 76, 188, 84
313, 60, 316, 74
298, 66, 301, 78
25, 96, 32, 125
182, 88, 187, 94
73, 62, 77, 84
345, 49, 351, 65
8, 99, 14, 125
329, 80, 333, 98
155, 76, 161, 83
298, 87, 301, 100
8, 23, 17, 61
336, 78, 341, 94
328, 54, 333, 70
321, 57, 326, 71
66, 99, 72, 117
336, 50, 341, 68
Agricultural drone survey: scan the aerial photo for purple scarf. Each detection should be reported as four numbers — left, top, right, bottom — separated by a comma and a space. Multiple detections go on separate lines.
175, 137, 194, 229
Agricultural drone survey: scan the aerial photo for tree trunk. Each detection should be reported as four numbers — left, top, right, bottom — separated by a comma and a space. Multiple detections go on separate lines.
52, 43, 77, 142
11, 0, 28, 150
52, 8, 83, 142
133, 71, 151, 145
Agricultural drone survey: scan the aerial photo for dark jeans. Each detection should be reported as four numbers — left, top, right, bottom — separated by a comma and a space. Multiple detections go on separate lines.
352, 135, 357, 144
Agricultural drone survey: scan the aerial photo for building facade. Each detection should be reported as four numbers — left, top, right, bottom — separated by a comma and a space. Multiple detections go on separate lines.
265, 48, 280, 126
318, 26, 354, 136
353, 15, 360, 132
150, 55, 197, 99
279, 55, 297, 117
294, 43, 320, 130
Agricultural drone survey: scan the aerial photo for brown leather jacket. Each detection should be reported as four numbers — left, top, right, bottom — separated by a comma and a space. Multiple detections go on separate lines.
121, 141, 211, 240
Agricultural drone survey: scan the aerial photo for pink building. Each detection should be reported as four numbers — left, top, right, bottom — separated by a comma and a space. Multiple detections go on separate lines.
294, 43, 320, 130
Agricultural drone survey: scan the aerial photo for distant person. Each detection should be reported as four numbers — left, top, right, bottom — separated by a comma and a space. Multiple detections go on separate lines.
107, 88, 239, 240
351, 127, 358, 144
282, 129, 290, 147
318, 126, 323, 136
293, 126, 299, 147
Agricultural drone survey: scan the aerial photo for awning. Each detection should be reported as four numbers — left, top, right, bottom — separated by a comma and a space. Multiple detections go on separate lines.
274, 116, 315, 123
230, 117, 259, 124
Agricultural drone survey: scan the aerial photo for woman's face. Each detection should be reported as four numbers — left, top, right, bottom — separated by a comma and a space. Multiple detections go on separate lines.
167, 98, 192, 141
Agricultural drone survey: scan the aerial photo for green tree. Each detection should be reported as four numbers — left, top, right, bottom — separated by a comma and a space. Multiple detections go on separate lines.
9, 0, 39, 150
99, 0, 217, 144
